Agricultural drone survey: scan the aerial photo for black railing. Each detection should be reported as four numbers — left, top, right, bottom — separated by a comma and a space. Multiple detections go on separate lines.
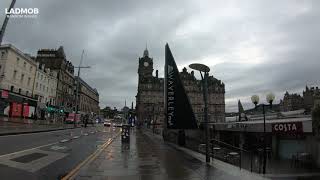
210, 138, 254, 172
163, 131, 264, 173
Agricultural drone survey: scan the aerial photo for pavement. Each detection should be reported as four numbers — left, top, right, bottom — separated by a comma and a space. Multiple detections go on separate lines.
0, 116, 81, 136
74, 129, 268, 180
0, 124, 120, 180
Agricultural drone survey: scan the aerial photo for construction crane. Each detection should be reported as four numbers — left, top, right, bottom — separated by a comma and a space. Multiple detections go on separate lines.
0, 0, 16, 45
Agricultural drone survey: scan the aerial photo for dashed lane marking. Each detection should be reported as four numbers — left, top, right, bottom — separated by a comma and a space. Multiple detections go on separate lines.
60, 139, 70, 143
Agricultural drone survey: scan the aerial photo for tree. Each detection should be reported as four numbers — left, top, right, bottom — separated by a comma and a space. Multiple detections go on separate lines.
101, 106, 116, 119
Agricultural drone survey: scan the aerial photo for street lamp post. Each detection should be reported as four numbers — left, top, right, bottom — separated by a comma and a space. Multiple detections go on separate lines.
73, 50, 90, 128
251, 93, 275, 174
189, 63, 210, 163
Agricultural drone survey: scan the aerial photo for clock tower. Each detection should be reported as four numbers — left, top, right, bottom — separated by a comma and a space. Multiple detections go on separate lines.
138, 47, 153, 81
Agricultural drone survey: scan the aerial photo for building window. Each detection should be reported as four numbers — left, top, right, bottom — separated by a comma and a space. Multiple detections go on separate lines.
13, 70, 17, 79
26, 91, 29, 96
21, 74, 24, 82
10, 86, 14, 92
23, 62, 27, 68
16, 57, 20, 64
27, 77, 31, 86
36, 82, 38, 88
1, 51, 5, 58
0, 65, 1, 72
30, 66, 33, 72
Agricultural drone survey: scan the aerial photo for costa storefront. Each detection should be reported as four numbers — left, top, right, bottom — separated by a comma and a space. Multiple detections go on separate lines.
271, 120, 313, 159
214, 117, 313, 159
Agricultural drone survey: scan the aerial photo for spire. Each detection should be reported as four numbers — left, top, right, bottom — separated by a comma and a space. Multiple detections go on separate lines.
238, 100, 244, 113
143, 43, 149, 57
125, 99, 126, 107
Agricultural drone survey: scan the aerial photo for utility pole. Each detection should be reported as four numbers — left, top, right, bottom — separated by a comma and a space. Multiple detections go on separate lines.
0, 0, 16, 45
73, 50, 90, 127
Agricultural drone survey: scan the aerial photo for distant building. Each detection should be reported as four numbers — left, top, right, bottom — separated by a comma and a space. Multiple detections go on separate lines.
303, 86, 320, 111
280, 91, 304, 112
0, 44, 37, 117
33, 62, 58, 119
36, 46, 75, 113
75, 76, 99, 115
136, 47, 225, 127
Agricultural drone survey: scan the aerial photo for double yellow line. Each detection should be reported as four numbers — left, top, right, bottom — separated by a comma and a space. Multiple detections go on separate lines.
61, 132, 121, 180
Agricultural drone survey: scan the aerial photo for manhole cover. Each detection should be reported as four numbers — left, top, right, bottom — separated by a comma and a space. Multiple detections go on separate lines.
11, 153, 48, 163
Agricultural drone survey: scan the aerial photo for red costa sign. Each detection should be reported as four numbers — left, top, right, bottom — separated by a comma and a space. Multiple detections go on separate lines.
272, 122, 303, 133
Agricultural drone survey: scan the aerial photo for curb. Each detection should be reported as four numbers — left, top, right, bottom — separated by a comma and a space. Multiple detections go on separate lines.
0, 126, 82, 136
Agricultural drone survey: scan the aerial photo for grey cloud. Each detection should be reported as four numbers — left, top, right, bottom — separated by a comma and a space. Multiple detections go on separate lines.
1, 0, 320, 111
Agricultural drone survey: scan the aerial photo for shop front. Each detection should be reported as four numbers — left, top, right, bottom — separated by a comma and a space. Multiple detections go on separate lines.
0, 89, 37, 118
271, 121, 312, 159
214, 117, 313, 160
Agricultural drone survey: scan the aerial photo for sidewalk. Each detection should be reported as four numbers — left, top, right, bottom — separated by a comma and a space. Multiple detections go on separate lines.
0, 116, 81, 136
75, 129, 267, 180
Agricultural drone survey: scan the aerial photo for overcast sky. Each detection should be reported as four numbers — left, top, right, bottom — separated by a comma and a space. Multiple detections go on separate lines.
1, 0, 320, 112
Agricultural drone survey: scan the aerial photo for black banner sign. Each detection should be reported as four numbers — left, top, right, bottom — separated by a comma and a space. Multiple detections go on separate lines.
164, 44, 198, 129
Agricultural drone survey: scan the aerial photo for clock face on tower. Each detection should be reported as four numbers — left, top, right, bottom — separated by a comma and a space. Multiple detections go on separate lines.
144, 62, 149, 67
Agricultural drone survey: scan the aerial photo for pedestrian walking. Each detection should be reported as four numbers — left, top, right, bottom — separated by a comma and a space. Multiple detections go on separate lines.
84, 114, 88, 128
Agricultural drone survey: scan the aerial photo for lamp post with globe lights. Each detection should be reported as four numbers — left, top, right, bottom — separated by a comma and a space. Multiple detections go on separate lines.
250, 93, 275, 174
251, 95, 260, 109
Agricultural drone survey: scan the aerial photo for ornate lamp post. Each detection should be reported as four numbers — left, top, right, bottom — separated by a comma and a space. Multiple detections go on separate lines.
251, 95, 260, 108
251, 93, 275, 174
189, 63, 210, 163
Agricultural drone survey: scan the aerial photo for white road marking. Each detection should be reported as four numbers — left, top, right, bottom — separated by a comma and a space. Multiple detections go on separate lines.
0, 142, 58, 158
60, 139, 70, 143
0, 149, 67, 173
72, 136, 80, 139
50, 145, 67, 151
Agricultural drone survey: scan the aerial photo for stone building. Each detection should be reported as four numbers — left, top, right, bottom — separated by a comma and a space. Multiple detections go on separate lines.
136, 48, 225, 127
35, 46, 75, 113
33, 62, 58, 119
279, 91, 304, 112
303, 86, 320, 111
75, 76, 99, 115
0, 44, 37, 117
33, 62, 58, 106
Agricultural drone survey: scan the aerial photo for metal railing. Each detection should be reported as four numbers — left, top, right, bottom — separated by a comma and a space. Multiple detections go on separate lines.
210, 138, 254, 172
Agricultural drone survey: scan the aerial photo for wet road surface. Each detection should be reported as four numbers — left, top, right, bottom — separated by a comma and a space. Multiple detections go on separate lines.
76, 129, 264, 180
0, 125, 120, 180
